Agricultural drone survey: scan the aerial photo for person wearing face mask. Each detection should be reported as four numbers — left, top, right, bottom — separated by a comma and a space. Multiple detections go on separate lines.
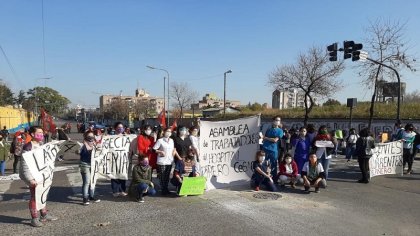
129, 154, 156, 203
189, 126, 200, 162
153, 127, 176, 195
262, 116, 284, 179
292, 127, 311, 174
278, 153, 300, 188
137, 125, 157, 172
313, 125, 337, 181
345, 128, 359, 162
110, 122, 128, 197
79, 131, 101, 205
398, 123, 416, 174
10, 130, 26, 174
173, 125, 193, 164
0, 133, 11, 176
20, 126, 57, 227
171, 150, 199, 195
301, 152, 326, 193
355, 128, 375, 183
251, 150, 277, 192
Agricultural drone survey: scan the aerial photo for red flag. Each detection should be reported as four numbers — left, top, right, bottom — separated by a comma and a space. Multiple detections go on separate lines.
170, 119, 177, 131
40, 108, 56, 133
158, 108, 166, 128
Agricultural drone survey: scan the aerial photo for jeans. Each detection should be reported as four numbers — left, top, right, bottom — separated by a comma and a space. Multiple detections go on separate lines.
0, 161, 5, 176
157, 165, 172, 193
403, 148, 414, 171
81, 170, 95, 199
320, 155, 331, 180
345, 144, 356, 160
137, 183, 156, 197
251, 175, 277, 192
279, 174, 302, 185
264, 150, 278, 178
111, 179, 127, 193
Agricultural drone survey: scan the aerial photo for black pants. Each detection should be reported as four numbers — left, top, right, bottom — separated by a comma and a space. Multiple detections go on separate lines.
157, 165, 172, 193
13, 155, 21, 174
403, 148, 414, 171
358, 157, 370, 181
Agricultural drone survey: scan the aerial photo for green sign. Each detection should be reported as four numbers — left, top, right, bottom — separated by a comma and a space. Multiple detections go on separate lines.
179, 177, 206, 196
335, 130, 343, 139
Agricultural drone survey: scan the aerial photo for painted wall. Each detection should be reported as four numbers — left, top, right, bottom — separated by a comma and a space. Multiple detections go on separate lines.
0, 106, 35, 133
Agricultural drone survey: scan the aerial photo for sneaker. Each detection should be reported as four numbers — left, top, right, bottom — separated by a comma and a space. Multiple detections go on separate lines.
304, 186, 310, 193
137, 196, 145, 203
40, 214, 58, 222
113, 193, 120, 197
120, 192, 128, 196
315, 187, 320, 193
290, 183, 296, 189
31, 218, 44, 227
83, 198, 90, 206
255, 186, 260, 191
89, 197, 100, 203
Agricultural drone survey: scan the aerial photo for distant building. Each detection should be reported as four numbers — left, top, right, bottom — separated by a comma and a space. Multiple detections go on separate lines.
272, 89, 314, 109
191, 93, 241, 110
99, 88, 164, 115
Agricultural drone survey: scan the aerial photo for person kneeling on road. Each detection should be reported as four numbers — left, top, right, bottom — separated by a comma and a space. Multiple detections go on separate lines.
171, 151, 199, 196
251, 150, 277, 192
129, 154, 156, 203
277, 153, 302, 189
301, 152, 326, 193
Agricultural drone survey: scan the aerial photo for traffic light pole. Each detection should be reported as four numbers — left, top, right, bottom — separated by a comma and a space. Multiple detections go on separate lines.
366, 57, 401, 122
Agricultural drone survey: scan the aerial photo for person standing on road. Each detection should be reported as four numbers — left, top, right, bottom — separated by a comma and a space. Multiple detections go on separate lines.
398, 123, 416, 174
0, 133, 11, 176
251, 150, 277, 192
1, 126, 9, 142
313, 125, 337, 180
345, 128, 359, 162
301, 152, 326, 193
173, 125, 193, 165
79, 130, 101, 205
10, 130, 26, 174
292, 127, 311, 174
129, 154, 156, 203
111, 122, 128, 197
355, 128, 375, 183
262, 116, 284, 179
20, 126, 58, 227
189, 126, 200, 162
153, 127, 176, 195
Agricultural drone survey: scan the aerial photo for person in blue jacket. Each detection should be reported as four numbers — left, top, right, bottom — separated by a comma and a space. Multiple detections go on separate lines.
262, 116, 284, 178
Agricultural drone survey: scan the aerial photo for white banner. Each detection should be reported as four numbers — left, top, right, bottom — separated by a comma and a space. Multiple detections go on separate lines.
199, 116, 260, 190
90, 135, 136, 190
22, 140, 65, 210
369, 141, 403, 178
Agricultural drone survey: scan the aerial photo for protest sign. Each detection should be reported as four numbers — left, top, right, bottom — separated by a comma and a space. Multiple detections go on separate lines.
56, 140, 82, 156
178, 176, 207, 196
199, 116, 260, 190
22, 140, 64, 210
370, 141, 403, 178
91, 135, 136, 190
315, 140, 335, 148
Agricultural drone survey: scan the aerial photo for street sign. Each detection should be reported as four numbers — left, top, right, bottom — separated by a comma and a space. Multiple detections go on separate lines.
359, 50, 368, 61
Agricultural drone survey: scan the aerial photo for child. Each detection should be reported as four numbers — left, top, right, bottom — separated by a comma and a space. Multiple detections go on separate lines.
251, 150, 277, 192
129, 154, 156, 203
171, 151, 199, 195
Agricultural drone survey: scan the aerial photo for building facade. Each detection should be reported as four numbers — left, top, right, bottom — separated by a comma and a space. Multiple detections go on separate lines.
272, 89, 313, 109
191, 93, 241, 110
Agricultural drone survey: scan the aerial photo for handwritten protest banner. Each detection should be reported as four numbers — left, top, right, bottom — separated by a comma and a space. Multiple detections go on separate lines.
22, 140, 64, 210
315, 140, 335, 148
199, 116, 260, 190
91, 135, 136, 190
370, 141, 403, 178
179, 176, 206, 196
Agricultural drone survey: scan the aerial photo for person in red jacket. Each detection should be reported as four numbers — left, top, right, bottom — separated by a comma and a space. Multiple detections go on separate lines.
137, 125, 157, 171
277, 153, 301, 188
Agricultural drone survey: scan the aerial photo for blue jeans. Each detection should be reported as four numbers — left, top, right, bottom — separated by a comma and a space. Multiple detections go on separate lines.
0, 161, 5, 175
345, 144, 356, 160
111, 179, 127, 193
81, 170, 95, 199
264, 150, 278, 178
320, 156, 331, 180
137, 183, 156, 197
251, 175, 277, 192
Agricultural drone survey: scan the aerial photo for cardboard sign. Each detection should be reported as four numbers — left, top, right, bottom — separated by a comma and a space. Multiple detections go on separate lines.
369, 141, 403, 178
178, 176, 207, 196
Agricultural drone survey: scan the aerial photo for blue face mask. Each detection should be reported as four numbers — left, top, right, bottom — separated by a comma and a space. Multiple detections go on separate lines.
117, 127, 124, 134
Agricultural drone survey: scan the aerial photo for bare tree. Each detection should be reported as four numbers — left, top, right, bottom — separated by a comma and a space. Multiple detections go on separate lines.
170, 82, 198, 119
404, 90, 420, 103
132, 99, 156, 120
356, 18, 417, 128
105, 98, 130, 120
268, 46, 345, 126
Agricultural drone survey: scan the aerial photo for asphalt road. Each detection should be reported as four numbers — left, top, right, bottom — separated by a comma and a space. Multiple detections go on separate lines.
1, 125, 420, 236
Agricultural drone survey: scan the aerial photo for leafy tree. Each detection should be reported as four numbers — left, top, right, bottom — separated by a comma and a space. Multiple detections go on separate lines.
15, 90, 26, 106
356, 18, 418, 128
323, 99, 341, 106
268, 46, 345, 125
0, 83, 14, 106
25, 87, 71, 115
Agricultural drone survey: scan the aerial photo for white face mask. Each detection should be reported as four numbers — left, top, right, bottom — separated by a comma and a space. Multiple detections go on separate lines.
179, 130, 187, 136
164, 132, 171, 138
285, 158, 292, 164
145, 130, 152, 136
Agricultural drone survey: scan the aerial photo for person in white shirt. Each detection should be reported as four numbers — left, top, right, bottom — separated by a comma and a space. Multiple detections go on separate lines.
345, 128, 359, 162
301, 152, 327, 193
153, 127, 176, 195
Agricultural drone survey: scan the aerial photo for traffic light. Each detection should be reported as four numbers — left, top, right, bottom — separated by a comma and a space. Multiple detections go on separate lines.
352, 43, 363, 61
327, 43, 338, 61
343, 41, 354, 60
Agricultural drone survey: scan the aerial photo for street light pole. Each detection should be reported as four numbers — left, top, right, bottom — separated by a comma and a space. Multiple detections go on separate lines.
223, 70, 232, 117
147, 65, 170, 126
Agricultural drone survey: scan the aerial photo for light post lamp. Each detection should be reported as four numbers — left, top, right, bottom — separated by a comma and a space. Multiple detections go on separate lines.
34, 77, 52, 122
147, 65, 170, 126
223, 70, 232, 117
